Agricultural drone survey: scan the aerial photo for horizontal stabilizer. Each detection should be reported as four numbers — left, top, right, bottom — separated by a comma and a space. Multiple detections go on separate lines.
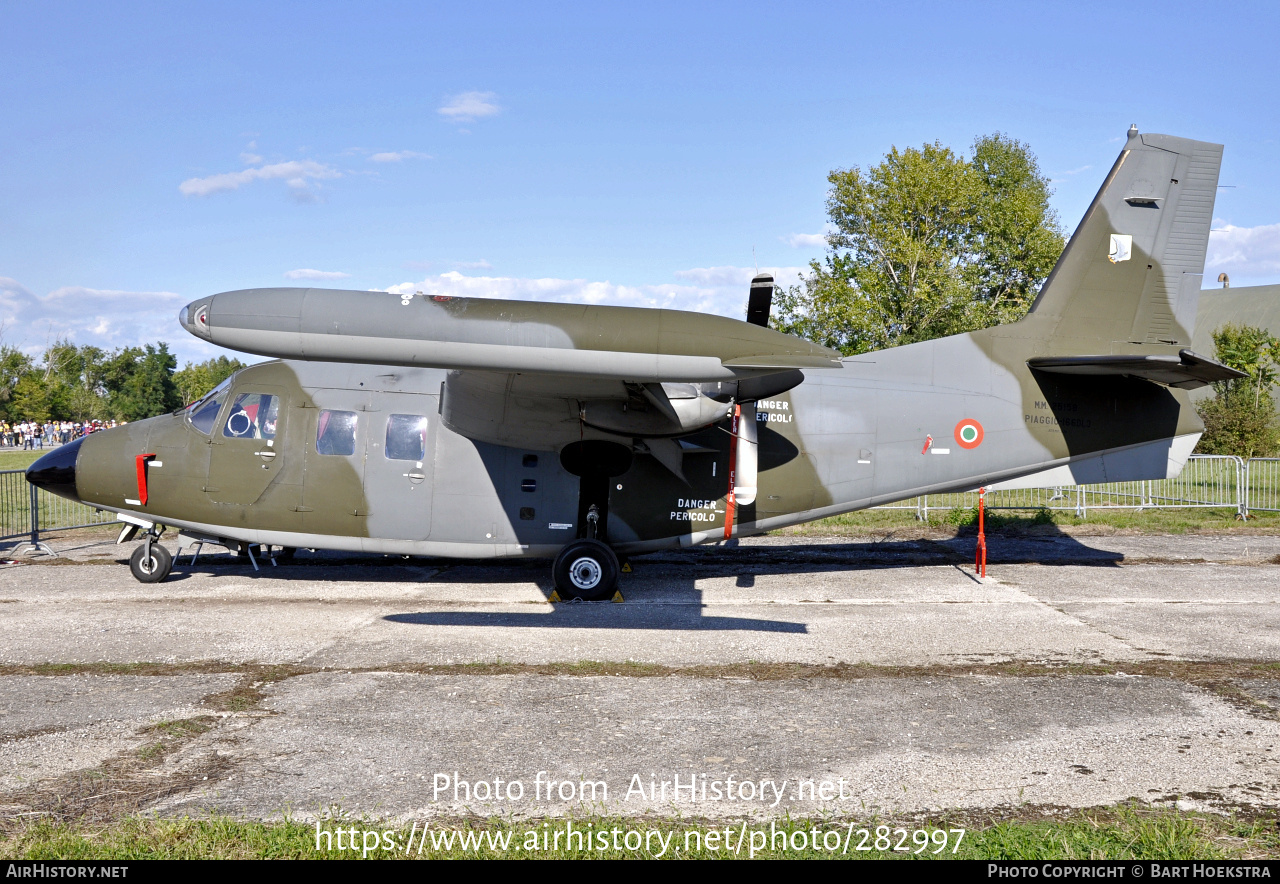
1027, 349, 1244, 389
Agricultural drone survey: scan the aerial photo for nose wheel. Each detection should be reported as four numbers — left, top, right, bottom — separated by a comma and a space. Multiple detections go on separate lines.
552, 538, 619, 601
130, 539, 173, 583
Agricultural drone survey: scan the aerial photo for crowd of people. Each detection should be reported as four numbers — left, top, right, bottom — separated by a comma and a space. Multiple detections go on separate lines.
0, 420, 119, 449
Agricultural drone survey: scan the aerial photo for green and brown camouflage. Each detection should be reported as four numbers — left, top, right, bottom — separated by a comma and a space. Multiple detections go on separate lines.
27, 128, 1245, 587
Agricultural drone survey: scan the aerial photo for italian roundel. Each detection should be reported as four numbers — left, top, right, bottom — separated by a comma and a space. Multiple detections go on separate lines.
954, 419, 984, 449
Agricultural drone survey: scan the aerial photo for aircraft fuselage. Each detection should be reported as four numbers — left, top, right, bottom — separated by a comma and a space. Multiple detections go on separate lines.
53, 318, 1202, 559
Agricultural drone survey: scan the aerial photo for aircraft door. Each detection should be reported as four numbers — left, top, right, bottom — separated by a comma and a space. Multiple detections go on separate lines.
205, 385, 290, 505
362, 392, 437, 541
299, 388, 372, 537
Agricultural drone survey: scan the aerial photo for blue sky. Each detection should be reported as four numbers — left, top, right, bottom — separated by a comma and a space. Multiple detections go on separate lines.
3, 0, 1279, 364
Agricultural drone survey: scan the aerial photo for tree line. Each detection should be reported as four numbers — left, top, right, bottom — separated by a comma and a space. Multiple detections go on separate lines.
0, 340, 244, 424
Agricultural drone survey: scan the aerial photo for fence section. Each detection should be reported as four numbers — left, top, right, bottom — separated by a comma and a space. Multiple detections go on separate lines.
1246, 458, 1280, 513
875, 455, 1255, 519
0, 468, 35, 541
0, 468, 115, 544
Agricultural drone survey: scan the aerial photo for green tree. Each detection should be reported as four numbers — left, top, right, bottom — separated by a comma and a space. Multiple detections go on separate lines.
0, 346, 35, 421
775, 133, 1065, 354
10, 372, 52, 423
174, 355, 245, 406
41, 340, 110, 421
1195, 324, 1280, 458
103, 343, 182, 421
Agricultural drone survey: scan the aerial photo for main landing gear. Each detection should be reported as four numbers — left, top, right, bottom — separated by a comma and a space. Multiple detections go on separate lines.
552, 536, 620, 601
551, 437, 630, 602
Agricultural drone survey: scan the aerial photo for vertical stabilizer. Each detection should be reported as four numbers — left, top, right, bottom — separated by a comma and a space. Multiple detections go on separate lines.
1028, 128, 1222, 347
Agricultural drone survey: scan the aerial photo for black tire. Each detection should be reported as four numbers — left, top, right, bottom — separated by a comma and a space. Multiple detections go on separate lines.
130, 543, 173, 583
275, 546, 297, 561
552, 539, 619, 601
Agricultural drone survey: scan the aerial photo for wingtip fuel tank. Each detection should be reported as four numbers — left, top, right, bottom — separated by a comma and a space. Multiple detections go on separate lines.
180, 288, 843, 383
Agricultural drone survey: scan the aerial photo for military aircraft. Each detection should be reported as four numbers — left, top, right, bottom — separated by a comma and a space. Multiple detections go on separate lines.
27, 127, 1244, 599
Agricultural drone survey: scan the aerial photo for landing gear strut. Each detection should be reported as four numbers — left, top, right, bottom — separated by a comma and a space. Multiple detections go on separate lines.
129, 527, 172, 583
554, 441, 631, 601
552, 538, 619, 601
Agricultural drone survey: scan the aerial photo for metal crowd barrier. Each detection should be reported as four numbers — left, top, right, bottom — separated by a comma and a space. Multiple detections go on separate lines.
878, 455, 1255, 519
0, 467, 116, 552
1246, 458, 1280, 513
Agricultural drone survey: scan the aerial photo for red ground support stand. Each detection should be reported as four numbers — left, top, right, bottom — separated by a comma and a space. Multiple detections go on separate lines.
975, 486, 987, 578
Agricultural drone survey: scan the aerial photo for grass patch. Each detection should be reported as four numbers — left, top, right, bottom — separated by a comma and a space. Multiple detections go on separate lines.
0, 717, 230, 830
0, 449, 45, 471
143, 717, 218, 739
3, 658, 1280, 685
2, 807, 1276, 859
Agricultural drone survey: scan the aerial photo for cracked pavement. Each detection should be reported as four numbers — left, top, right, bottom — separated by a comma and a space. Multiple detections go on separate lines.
1, 531, 1278, 820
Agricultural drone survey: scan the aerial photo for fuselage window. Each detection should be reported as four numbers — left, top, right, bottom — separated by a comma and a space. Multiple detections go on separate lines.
317, 409, 358, 456
188, 380, 232, 435
385, 414, 428, 461
222, 393, 278, 440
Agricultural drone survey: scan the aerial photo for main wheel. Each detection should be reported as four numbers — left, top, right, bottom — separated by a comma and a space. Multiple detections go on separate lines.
130, 542, 173, 583
552, 539, 619, 601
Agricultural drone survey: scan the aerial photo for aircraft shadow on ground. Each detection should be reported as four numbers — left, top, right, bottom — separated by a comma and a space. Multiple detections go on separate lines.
169, 529, 1123, 633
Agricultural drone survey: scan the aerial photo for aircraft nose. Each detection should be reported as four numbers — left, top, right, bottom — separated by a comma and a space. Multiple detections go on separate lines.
180, 296, 214, 339
26, 436, 84, 503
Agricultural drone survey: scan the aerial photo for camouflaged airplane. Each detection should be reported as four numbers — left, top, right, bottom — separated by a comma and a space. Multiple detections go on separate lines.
27, 127, 1246, 598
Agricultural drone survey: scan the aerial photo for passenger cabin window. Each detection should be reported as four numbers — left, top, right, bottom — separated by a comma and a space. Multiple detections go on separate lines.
317, 410, 358, 456
385, 414, 427, 461
188, 379, 232, 435
222, 393, 278, 440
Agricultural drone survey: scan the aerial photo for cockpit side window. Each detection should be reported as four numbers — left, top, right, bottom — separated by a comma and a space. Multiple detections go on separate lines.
222, 393, 279, 440
187, 379, 233, 435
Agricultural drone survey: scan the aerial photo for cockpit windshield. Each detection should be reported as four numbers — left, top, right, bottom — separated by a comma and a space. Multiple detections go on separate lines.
187, 377, 233, 435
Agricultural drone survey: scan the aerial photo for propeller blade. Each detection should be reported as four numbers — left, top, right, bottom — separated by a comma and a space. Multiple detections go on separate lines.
746, 274, 774, 328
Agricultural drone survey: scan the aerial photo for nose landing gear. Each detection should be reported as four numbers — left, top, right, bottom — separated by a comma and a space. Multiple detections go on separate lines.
129, 527, 173, 583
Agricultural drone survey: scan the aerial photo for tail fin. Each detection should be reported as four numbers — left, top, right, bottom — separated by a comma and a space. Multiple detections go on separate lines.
1028, 127, 1223, 347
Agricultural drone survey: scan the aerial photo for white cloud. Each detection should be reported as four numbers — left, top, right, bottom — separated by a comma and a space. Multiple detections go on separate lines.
452, 260, 492, 270
1049, 165, 1092, 180
1206, 222, 1280, 279
240, 152, 263, 165
381, 265, 807, 320
0, 277, 225, 365
370, 150, 431, 163
438, 91, 501, 123
673, 265, 807, 288
781, 232, 828, 249
284, 269, 352, 281
179, 160, 340, 197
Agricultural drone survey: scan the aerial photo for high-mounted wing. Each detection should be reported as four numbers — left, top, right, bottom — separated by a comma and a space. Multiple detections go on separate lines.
180, 285, 835, 497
